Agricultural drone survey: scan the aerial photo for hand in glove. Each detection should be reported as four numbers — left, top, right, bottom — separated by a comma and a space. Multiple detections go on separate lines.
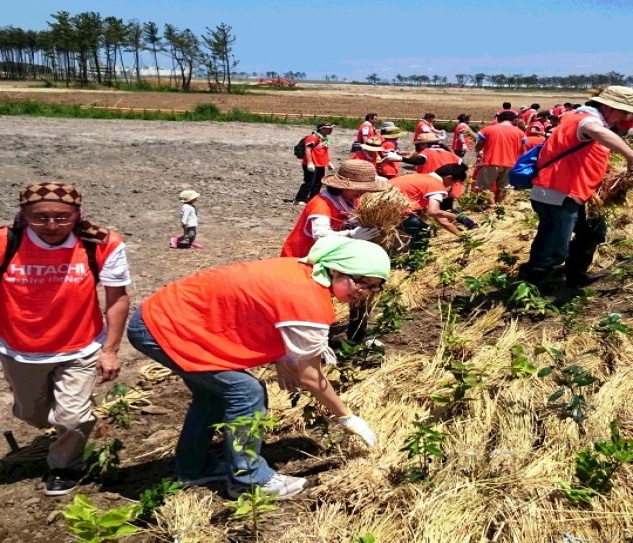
306, 162, 316, 172
328, 162, 335, 172
338, 414, 376, 446
349, 226, 380, 240
384, 150, 403, 162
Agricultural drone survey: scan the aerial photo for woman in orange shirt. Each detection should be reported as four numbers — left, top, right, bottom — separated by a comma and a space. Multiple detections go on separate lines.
128, 236, 390, 500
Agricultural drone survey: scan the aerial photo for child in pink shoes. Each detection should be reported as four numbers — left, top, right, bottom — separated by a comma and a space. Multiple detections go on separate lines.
170, 190, 202, 249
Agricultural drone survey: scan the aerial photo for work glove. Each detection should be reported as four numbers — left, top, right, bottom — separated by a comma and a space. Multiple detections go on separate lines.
307, 162, 316, 172
384, 150, 403, 162
328, 162, 335, 171
337, 414, 376, 447
348, 226, 380, 240
438, 130, 447, 140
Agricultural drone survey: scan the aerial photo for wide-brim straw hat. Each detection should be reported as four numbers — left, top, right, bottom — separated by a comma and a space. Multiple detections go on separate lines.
414, 133, 440, 145
382, 126, 406, 139
323, 159, 387, 191
591, 86, 633, 114
360, 136, 385, 152
179, 189, 200, 202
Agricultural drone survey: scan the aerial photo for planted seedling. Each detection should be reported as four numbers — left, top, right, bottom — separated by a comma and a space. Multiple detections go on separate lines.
83, 437, 123, 481
558, 288, 594, 338
537, 359, 598, 425
507, 281, 558, 316
400, 418, 447, 482
458, 233, 484, 264
560, 420, 633, 505
429, 360, 487, 408
214, 413, 279, 541
496, 251, 519, 268
134, 478, 183, 521
62, 493, 141, 543
509, 344, 537, 379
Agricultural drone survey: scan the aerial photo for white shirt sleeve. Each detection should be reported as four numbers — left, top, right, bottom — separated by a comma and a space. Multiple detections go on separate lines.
309, 215, 350, 239
577, 117, 605, 141
427, 193, 446, 203
99, 242, 132, 287
277, 323, 337, 364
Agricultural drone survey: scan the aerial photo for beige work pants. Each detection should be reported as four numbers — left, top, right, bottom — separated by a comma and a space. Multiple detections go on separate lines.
0, 350, 98, 470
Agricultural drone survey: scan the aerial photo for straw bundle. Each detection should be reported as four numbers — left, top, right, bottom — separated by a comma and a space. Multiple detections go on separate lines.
588, 159, 633, 215
354, 185, 409, 248
153, 489, 225, 543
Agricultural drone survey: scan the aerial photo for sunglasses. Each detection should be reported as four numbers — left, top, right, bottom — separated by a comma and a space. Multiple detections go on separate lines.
349, 275, 385, 293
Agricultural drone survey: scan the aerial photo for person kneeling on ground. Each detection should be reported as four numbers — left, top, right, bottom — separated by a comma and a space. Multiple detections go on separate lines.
0, 182, 131, 496
127, 236, 389, 500
389, 164, 471, 252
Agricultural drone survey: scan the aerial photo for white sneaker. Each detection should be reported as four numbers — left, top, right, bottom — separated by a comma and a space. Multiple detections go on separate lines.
226, 472, 307, 500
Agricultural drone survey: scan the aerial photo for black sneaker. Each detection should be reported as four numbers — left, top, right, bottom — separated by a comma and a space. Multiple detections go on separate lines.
45, 469, 82, 496
566, 272, 607, 288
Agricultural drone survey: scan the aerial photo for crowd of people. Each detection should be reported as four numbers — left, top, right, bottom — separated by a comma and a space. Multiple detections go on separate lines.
1, 85, 633, 502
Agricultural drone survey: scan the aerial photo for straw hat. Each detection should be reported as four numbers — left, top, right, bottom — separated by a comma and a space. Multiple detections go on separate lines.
591, 86, 633, 114
413, 133, 440, 145
323, 159, 387, 191
381, 126, 405, 139
179, 189, 200, 203
360, 136, 385, 152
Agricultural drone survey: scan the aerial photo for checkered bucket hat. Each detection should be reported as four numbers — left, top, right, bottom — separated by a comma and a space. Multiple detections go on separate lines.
19, 182, 82, 207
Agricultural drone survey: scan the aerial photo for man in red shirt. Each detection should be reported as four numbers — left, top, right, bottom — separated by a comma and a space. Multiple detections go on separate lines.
293, 121, 335, 205
475, 111, 526, 207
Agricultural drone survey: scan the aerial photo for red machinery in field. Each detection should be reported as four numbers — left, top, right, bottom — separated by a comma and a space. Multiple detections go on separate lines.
257, 77, 297, 88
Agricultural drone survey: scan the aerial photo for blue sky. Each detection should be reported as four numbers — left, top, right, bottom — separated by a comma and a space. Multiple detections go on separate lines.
3, 0, 633, 81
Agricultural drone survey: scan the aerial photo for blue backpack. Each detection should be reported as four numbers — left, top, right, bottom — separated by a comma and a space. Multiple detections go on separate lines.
508, 144, 543, 189
509, 140, 592, 190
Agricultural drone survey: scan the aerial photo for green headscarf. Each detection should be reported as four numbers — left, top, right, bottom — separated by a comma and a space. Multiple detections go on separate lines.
299, 237, 390, 287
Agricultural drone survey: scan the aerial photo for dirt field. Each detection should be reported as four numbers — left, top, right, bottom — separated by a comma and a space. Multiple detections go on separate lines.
0, 80, 589, 122
0, 84, 631, 543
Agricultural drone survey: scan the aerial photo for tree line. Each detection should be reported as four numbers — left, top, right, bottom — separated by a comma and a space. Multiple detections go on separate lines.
366, 71, 633, 90
0, 11, 238, 91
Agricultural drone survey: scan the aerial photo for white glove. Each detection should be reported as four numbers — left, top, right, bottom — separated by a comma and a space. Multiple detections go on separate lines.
349, 226, 380, 240
338, 414, 376, 446
438, 130, 447, 140
307, 162, 316, 172
328, 162, 335, 171
384, 150, 403, 162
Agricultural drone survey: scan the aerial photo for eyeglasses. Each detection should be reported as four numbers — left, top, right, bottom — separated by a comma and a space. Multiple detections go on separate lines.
27, 216, 76, 226
349, 275, 385, 293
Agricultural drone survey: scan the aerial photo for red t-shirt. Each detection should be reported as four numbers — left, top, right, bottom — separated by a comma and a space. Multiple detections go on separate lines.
302, 133, 330, 167
477, 122, 526, 167
389, 173, 448, 212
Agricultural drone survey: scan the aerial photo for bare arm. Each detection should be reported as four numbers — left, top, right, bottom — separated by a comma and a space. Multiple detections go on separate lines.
277, 355, 348, 417
97, 286, 130, 383
581, 122, 633, 169
426, 199, 461, 236
475, 139, 485, 153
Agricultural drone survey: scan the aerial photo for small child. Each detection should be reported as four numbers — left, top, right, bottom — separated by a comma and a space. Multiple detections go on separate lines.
170, 190, 201, 249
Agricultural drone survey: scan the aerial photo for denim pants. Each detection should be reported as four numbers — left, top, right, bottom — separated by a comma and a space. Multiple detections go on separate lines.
528, 198, 607, 275
400, 213, 432, 252
294, 165, 325, 203
126, 307, 274, 485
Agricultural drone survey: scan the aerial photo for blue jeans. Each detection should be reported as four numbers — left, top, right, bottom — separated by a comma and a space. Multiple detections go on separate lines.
400, 213, 431, 252
127, 307, 274, 485
528, 198, 607, 275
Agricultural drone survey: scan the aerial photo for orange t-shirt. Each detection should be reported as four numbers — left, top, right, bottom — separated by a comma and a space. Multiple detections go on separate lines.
352, 149, 379, 166
141, 258, 335, 373
413, 119, 435, 141
525, 135, 546, 151
477, 122, 526, 167
280, 194, 350, 257
389, 173, 448, 212
302, 133, 330, 167
0, 229, 121, 353
356, 121, 375, 143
